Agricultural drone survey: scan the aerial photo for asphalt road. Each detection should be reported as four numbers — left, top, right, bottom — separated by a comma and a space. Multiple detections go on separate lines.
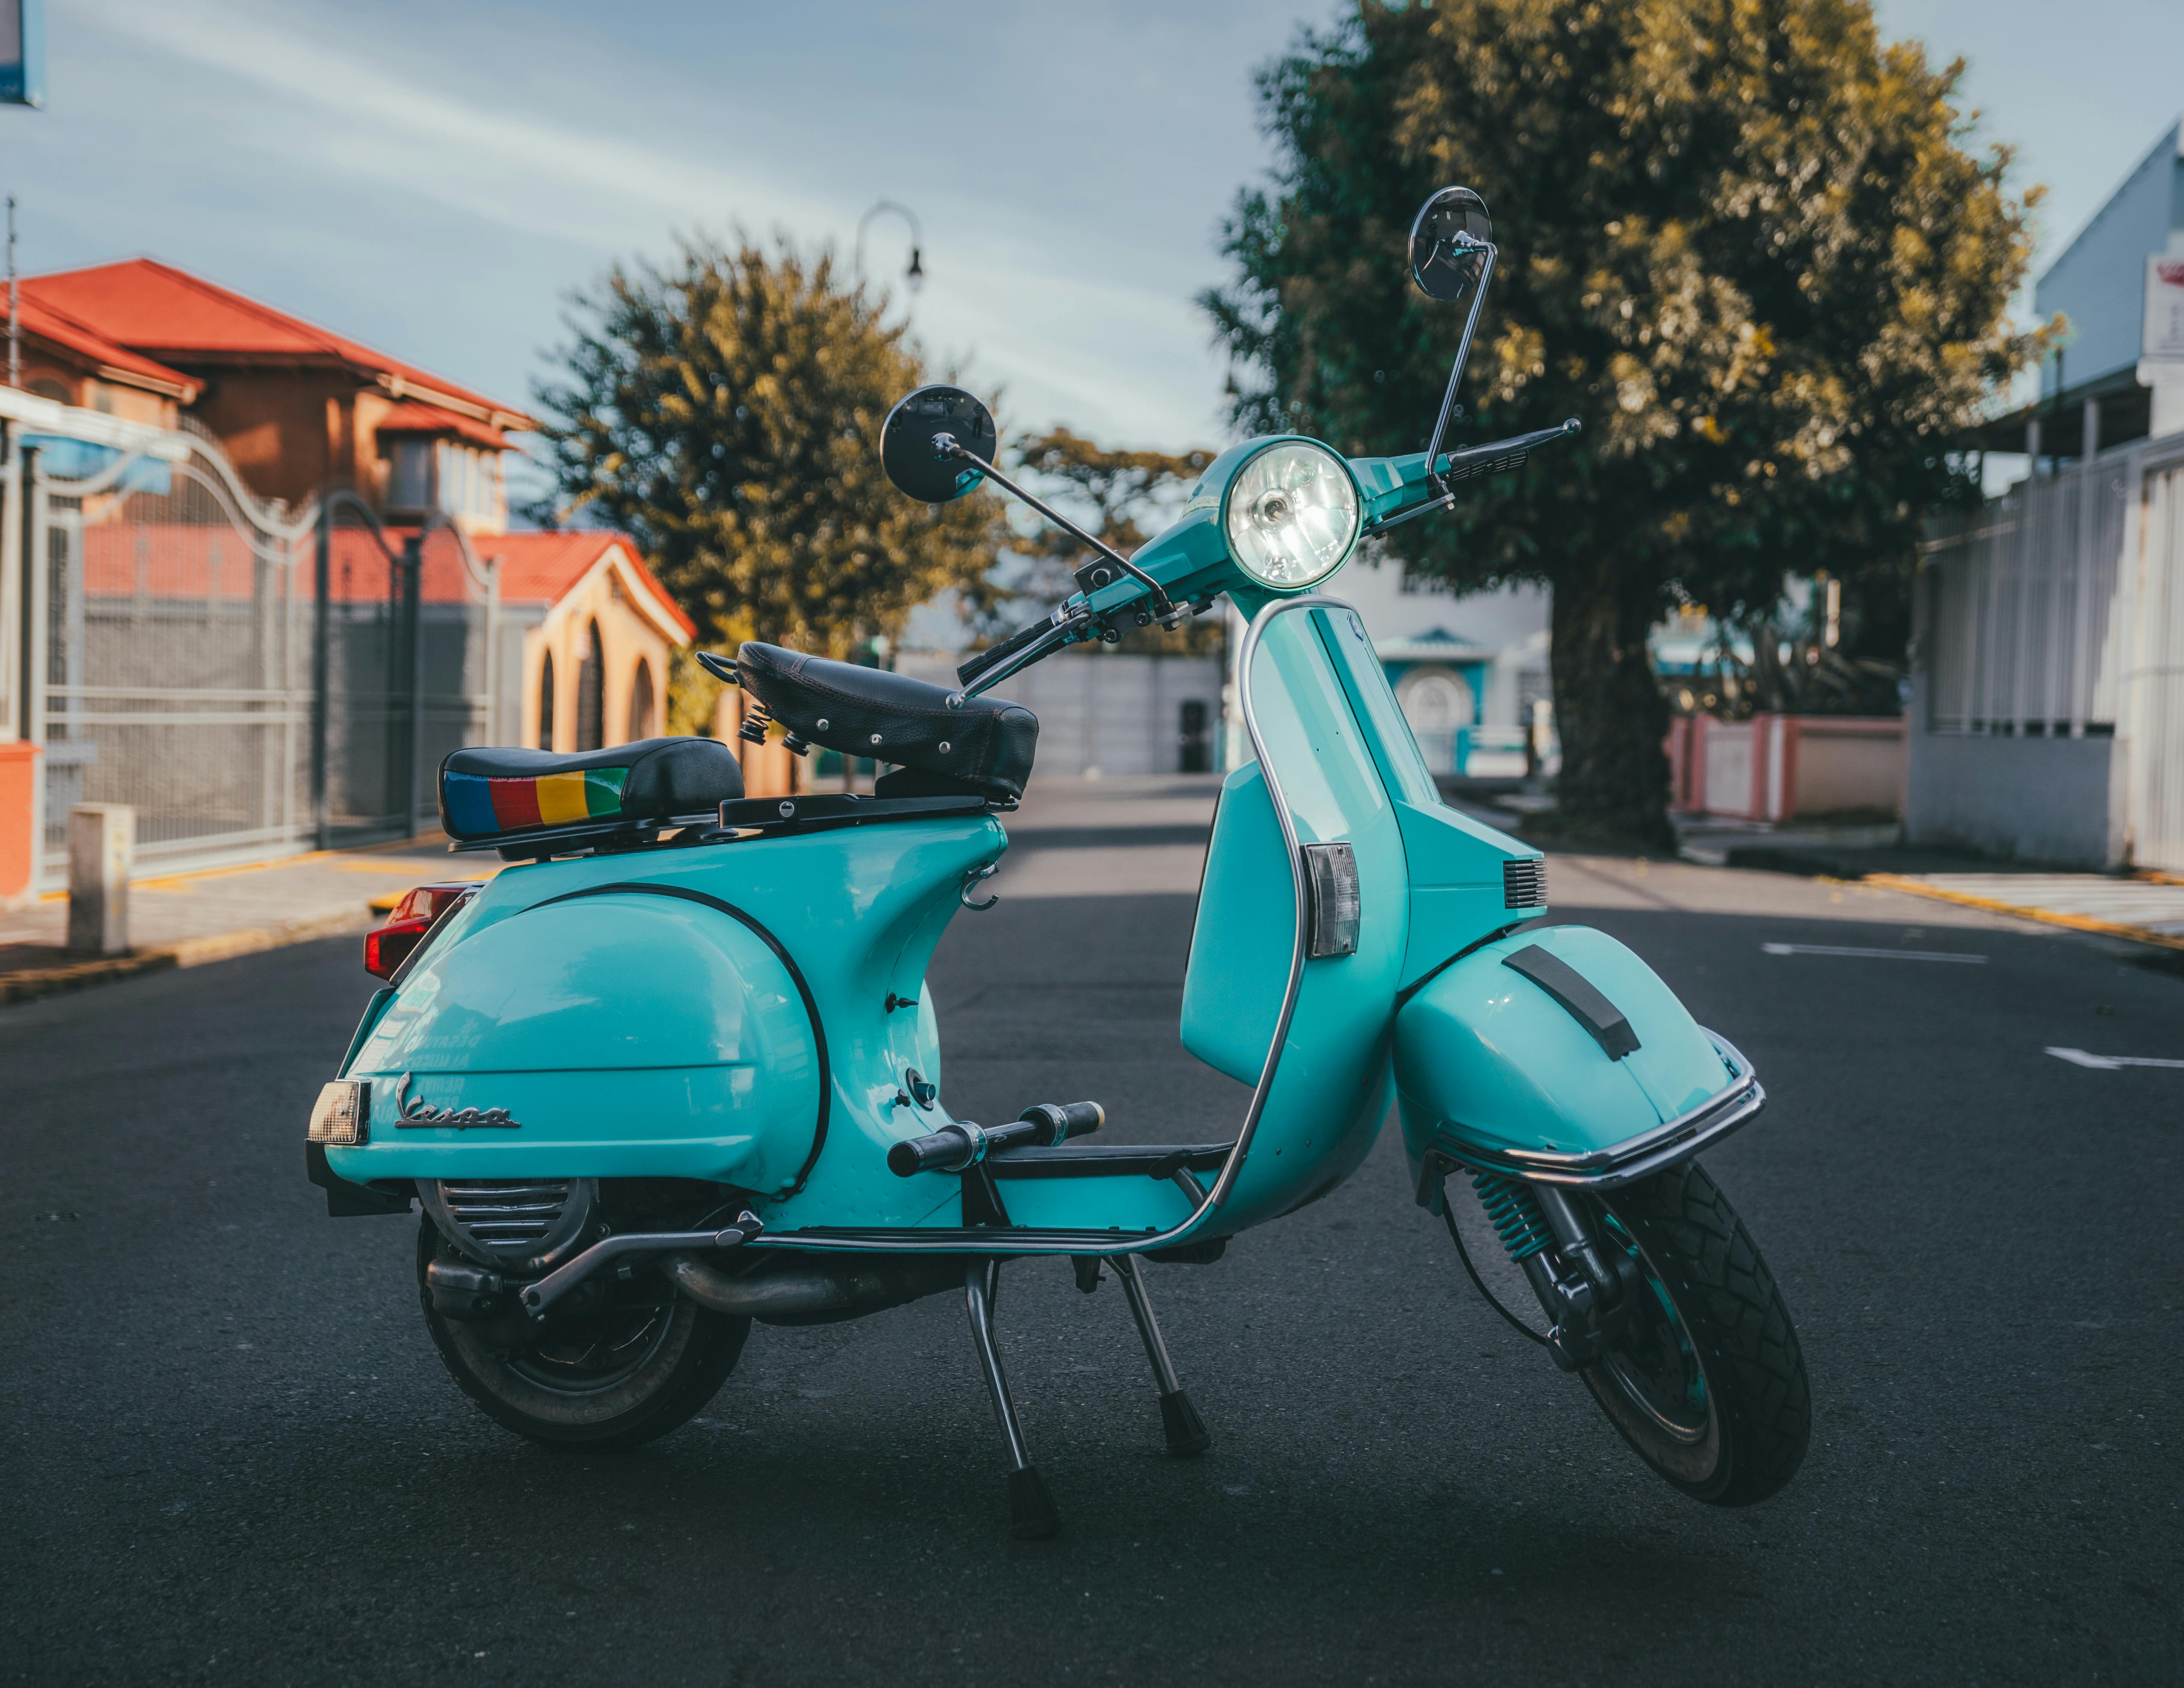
5, 777, 2180, 1686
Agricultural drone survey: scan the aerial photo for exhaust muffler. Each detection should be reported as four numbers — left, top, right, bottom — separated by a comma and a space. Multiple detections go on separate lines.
665, 1252, 967, 1326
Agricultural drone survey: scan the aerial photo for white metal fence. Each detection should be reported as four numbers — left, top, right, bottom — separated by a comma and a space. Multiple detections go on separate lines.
1921, 458, 2131, 735
1920, 431, 2184, 870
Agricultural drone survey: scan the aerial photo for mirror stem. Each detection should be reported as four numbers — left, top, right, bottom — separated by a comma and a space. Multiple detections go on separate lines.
934, 435, 1175, 617
1422, 244, 1497, 499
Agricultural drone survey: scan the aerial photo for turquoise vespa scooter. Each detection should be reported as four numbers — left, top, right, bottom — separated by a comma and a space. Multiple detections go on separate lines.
307, 187, 1810, 1536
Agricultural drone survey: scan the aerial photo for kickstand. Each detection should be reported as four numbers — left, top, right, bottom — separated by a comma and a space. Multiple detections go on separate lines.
1108, 1253, 1211, 1456
964, 1258, 1059, 1539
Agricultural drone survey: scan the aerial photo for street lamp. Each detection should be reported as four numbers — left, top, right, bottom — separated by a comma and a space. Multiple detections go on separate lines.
856, 200, 924, 294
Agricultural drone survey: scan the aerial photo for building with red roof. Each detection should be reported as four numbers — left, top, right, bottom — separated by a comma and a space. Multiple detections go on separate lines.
8, 256, 699, 755
15, 257, 533, 530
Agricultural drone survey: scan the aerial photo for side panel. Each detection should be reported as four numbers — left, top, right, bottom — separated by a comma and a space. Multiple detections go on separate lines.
334, 891, 820, 1190
328, 812, 1008, 1226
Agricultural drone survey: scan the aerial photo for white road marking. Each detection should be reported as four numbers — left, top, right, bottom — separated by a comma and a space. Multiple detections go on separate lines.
2045, 1047, 2184, 1071
1761, 942, 1987, 963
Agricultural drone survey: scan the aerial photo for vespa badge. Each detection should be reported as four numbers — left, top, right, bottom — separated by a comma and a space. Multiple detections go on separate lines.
391, 1072, 522, 1131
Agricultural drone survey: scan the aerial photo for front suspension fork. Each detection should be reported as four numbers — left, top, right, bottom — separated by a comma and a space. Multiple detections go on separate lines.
1426, 1151, 1640, 1370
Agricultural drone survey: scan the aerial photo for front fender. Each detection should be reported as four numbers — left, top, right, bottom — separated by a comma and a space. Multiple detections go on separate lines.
1394, 924, 1762, 1196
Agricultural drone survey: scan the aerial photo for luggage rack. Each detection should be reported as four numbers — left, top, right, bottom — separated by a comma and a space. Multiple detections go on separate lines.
451, 789, 1010, 861
450, 810, 725, 862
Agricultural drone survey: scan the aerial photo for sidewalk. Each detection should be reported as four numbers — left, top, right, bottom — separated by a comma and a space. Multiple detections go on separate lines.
1668, 814, 2184, 955
0, 835, 490, 1006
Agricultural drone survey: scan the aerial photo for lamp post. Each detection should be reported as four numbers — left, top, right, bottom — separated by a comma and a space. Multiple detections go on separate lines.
855, 200, 925, 298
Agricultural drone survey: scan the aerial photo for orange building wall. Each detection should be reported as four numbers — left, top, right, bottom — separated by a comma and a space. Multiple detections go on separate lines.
181, 368, 363, 509
18, 357, 180, 429
0, 742, 40, 907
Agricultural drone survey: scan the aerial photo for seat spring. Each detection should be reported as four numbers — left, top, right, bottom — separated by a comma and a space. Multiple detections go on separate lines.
1468, 1171, 1553, 1261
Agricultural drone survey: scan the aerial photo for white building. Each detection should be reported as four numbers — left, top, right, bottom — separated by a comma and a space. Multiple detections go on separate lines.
1329, 548, 1551, 779
1907, 114, 2184, 870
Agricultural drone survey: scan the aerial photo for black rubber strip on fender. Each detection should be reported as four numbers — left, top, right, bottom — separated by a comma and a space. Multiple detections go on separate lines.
1500, 944, 1642, 1061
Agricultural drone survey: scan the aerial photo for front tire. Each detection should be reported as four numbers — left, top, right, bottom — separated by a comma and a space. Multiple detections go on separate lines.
416, 1217, 749, 1451
1579, 1160, 1810, 1505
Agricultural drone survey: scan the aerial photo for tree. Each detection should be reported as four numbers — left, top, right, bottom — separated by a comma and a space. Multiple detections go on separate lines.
533, 236, 1004, 661
977, 430, 1219, 655
1205, 0, 2043, 844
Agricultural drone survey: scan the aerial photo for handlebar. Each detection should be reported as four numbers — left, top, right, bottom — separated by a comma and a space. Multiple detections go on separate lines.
956, 613, 1062, 688
1438, 417, 1580, 484
1367, 418, 1582, 536
887, 1101, 1105, 1176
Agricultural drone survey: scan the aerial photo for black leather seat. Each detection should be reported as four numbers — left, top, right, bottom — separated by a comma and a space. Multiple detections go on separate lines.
439, 737, 745, 842
734, 642, 1038, 801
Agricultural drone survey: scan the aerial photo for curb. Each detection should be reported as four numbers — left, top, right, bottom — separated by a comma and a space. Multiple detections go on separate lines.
1861, 873, 2184, 955
0, 908, 375, 1009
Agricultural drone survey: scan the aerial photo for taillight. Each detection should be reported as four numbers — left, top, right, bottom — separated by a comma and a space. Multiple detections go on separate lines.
364, 882, 478, 980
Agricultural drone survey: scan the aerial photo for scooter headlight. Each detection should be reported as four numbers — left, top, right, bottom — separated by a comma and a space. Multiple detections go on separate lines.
1223, 441, 1360, 589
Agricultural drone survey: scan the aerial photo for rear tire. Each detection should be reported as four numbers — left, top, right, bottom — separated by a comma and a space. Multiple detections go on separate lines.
416, 1217, 749, 1451
1579, 1160, 1810, 1506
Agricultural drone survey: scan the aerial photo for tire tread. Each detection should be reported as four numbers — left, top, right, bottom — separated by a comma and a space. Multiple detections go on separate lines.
1600, 1159, 1811, 1504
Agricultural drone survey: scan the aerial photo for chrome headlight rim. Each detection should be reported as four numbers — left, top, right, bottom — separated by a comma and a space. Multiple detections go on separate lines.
1219, 436, 1363, 591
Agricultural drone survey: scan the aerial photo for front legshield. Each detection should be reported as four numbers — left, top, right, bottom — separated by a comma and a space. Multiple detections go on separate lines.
1394, 924, 1764, 1193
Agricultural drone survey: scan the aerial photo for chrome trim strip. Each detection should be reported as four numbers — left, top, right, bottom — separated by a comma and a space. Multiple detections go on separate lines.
1432, 1030, 1766, 1190
747, 593, 1355, 1256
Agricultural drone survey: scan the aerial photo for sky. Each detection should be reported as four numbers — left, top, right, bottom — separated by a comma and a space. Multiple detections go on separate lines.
4, 0, 2182, 488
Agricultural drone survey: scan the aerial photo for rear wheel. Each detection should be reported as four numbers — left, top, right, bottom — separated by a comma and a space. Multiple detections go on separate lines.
1579, 1160, 1810, 1505
416, 1217, 749, 1450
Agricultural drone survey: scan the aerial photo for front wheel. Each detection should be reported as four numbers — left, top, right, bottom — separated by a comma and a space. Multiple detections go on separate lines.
1578, 1160, 1810, 1506
416, 1218, 749, 1450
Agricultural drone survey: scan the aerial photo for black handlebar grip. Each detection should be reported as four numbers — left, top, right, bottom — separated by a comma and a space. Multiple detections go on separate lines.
1018, 1101, 1104, 1145
887, 1127, 972, 1177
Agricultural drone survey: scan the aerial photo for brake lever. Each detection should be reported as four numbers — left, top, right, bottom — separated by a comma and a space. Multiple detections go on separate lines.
958, 606, 1098, 696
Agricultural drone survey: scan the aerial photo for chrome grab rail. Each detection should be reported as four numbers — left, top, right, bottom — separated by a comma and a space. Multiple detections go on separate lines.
1430, 1030, 1766, 1189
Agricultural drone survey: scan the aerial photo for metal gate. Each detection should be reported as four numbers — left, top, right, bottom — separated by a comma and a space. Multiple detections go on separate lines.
29, 424, 500, 883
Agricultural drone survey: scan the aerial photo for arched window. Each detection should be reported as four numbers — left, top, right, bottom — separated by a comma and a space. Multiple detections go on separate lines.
537, 653, 556, 749
628, 657, 656, 741
575, 621, 605, 751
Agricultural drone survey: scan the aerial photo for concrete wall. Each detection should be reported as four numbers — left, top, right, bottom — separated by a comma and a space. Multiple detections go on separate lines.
898, 651, 1221, 779
1904, 729, 2122, 867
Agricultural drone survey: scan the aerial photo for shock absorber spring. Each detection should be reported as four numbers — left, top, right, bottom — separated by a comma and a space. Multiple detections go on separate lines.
1469, 1171, 1554, 1261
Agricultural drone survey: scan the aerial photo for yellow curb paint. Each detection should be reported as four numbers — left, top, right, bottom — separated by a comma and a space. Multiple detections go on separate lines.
1862, 873, 2184, 954
38, 837, 459, 899
1, 909, 375, 1007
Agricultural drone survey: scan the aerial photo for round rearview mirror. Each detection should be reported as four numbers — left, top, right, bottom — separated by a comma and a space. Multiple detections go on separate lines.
881, 385, 998, 502
1409, 186, 1493, 302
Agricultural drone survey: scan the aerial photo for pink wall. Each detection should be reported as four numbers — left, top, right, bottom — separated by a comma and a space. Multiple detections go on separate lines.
1665, 715, 1904, 821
